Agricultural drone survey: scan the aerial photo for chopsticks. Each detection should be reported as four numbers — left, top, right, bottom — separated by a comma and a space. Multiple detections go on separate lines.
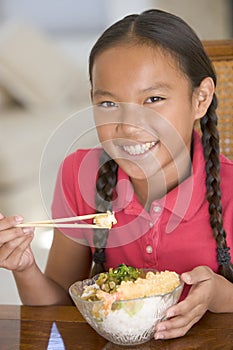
15, 211, 117, 230
16, 223, 102, 229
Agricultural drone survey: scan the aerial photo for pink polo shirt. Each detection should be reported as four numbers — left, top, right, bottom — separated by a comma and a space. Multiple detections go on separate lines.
52, 131, 233, 297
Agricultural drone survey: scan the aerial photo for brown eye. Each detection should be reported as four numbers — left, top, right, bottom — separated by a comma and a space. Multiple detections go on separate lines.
144, 96, 164, 104
98, 101, 118, 108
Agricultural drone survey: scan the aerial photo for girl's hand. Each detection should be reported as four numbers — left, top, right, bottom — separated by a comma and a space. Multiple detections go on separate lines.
0, 213, 35, 272
154, 266, 222, 340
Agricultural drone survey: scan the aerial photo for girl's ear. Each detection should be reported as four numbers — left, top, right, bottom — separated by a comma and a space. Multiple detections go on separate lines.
193, 77, 215, 120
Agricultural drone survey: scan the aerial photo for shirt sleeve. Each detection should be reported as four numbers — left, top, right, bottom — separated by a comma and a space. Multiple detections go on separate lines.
51, 152, 78, 220
51, 152, 88, 243
51, 149, 100, 246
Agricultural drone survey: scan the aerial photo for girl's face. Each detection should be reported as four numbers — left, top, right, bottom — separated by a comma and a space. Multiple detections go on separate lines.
91, 44, 200, 182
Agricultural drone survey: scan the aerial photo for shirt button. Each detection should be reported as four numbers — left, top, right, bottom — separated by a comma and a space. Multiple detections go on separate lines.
153, 206, 161, 213
149, 222, 153, 228
146, 245, 153, 254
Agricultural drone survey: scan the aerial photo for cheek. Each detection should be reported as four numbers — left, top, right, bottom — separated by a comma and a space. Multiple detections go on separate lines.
96, 125, 115, 143
163, 103, 195, 136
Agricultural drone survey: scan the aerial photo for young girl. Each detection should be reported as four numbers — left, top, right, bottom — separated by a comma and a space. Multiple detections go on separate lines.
0, 9, 233, 340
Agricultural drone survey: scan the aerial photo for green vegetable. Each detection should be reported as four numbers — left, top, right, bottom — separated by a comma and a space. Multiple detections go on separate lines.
96, 264, 143, 293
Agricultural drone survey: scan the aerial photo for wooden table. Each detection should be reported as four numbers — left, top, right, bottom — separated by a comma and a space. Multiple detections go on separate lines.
0, 305, 232, 349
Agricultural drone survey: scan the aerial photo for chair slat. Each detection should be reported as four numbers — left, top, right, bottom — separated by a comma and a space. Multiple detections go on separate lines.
197, 40, 233, 160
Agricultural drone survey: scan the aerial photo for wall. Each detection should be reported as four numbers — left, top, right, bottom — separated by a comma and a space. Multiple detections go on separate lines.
153, 0, 232, 39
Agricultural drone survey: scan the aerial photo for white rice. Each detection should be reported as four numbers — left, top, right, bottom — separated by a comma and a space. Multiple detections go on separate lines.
93, 295, 170, 342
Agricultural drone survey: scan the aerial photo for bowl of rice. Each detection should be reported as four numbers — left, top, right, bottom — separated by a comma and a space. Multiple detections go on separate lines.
69, 264, 184, 346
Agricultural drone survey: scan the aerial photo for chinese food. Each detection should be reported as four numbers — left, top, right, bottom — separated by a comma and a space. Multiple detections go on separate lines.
69, 264, 184, 345
81, 264, 180, 315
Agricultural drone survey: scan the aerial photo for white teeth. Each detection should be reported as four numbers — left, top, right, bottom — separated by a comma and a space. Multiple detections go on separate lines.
123, 142, 156, 155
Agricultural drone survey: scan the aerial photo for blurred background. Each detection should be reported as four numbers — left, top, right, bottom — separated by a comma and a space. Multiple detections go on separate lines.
0, 0, 232, 304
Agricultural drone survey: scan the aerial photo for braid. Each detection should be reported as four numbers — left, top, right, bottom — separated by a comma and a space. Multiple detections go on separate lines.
91, 151, 118, 277
200, 94, 233, 282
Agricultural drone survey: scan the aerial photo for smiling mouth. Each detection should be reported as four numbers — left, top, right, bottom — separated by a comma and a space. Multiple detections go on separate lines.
121, 141, 158, 155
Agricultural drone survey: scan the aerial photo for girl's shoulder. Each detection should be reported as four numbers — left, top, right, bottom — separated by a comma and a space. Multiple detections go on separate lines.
220, 154, 233, 174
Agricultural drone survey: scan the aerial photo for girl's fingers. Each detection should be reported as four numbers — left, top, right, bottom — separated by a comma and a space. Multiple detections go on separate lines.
0, 234, 34, 270
155, 313, 201, 339
155, 302, 204, 339
0, 213, 33, 246
0, 214, 35, 270
0, 226, 34, 245
164, 296, 198, 320
4, 234, 34, 269
0, 215, 24, 230
0, 234, 33, 266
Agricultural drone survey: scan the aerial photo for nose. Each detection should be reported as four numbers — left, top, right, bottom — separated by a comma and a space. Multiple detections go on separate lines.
116, 103, 145, 135
117, 121, 142, 137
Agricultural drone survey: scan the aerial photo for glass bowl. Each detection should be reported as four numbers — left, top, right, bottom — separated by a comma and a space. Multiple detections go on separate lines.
69, 272, 184, 346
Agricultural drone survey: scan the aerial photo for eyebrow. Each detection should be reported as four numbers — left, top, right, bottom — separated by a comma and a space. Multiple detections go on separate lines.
141, 83, 172, 92
93, 83, 172, 98
93, 90, 117, 99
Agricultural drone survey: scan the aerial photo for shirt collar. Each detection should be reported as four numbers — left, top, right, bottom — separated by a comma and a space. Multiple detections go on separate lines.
114, 166, 151, 220
114, 168, 145, 213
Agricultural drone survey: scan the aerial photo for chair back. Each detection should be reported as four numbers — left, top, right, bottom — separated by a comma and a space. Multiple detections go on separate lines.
203, 40, 233, 160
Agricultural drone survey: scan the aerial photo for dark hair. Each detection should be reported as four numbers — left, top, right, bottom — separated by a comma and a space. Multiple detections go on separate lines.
91, 151, 118, 276
89, 9, 233, 281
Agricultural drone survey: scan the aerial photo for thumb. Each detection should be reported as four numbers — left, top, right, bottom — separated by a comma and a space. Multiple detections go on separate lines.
181, 272, 192, 285
181, 266, 212, 285
0, 213, 4, 219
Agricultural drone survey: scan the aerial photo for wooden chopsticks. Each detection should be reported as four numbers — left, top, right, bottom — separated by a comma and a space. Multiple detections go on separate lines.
15, 211, 117, 230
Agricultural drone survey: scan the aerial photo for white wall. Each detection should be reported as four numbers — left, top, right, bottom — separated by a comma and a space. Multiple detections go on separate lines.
153, 0, 232, 39
0, 0, 109, 33
106, 0, 155, 24
1, 0, 231, 39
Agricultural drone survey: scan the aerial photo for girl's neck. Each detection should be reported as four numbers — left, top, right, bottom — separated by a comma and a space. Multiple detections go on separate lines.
131, 152, 192, 211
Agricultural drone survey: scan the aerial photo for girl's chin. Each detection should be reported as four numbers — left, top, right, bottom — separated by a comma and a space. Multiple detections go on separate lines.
117, 161, 155, 180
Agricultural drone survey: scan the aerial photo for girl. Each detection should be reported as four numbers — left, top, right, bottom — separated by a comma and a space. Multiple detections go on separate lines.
0, 9, 233, 340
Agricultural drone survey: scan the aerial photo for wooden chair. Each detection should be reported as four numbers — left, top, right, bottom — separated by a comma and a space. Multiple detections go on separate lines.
202, 40, 233, 160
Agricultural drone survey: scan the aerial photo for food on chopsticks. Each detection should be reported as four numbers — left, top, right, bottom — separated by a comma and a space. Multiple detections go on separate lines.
93, 211, 117, 229
80, 264, 180, 315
